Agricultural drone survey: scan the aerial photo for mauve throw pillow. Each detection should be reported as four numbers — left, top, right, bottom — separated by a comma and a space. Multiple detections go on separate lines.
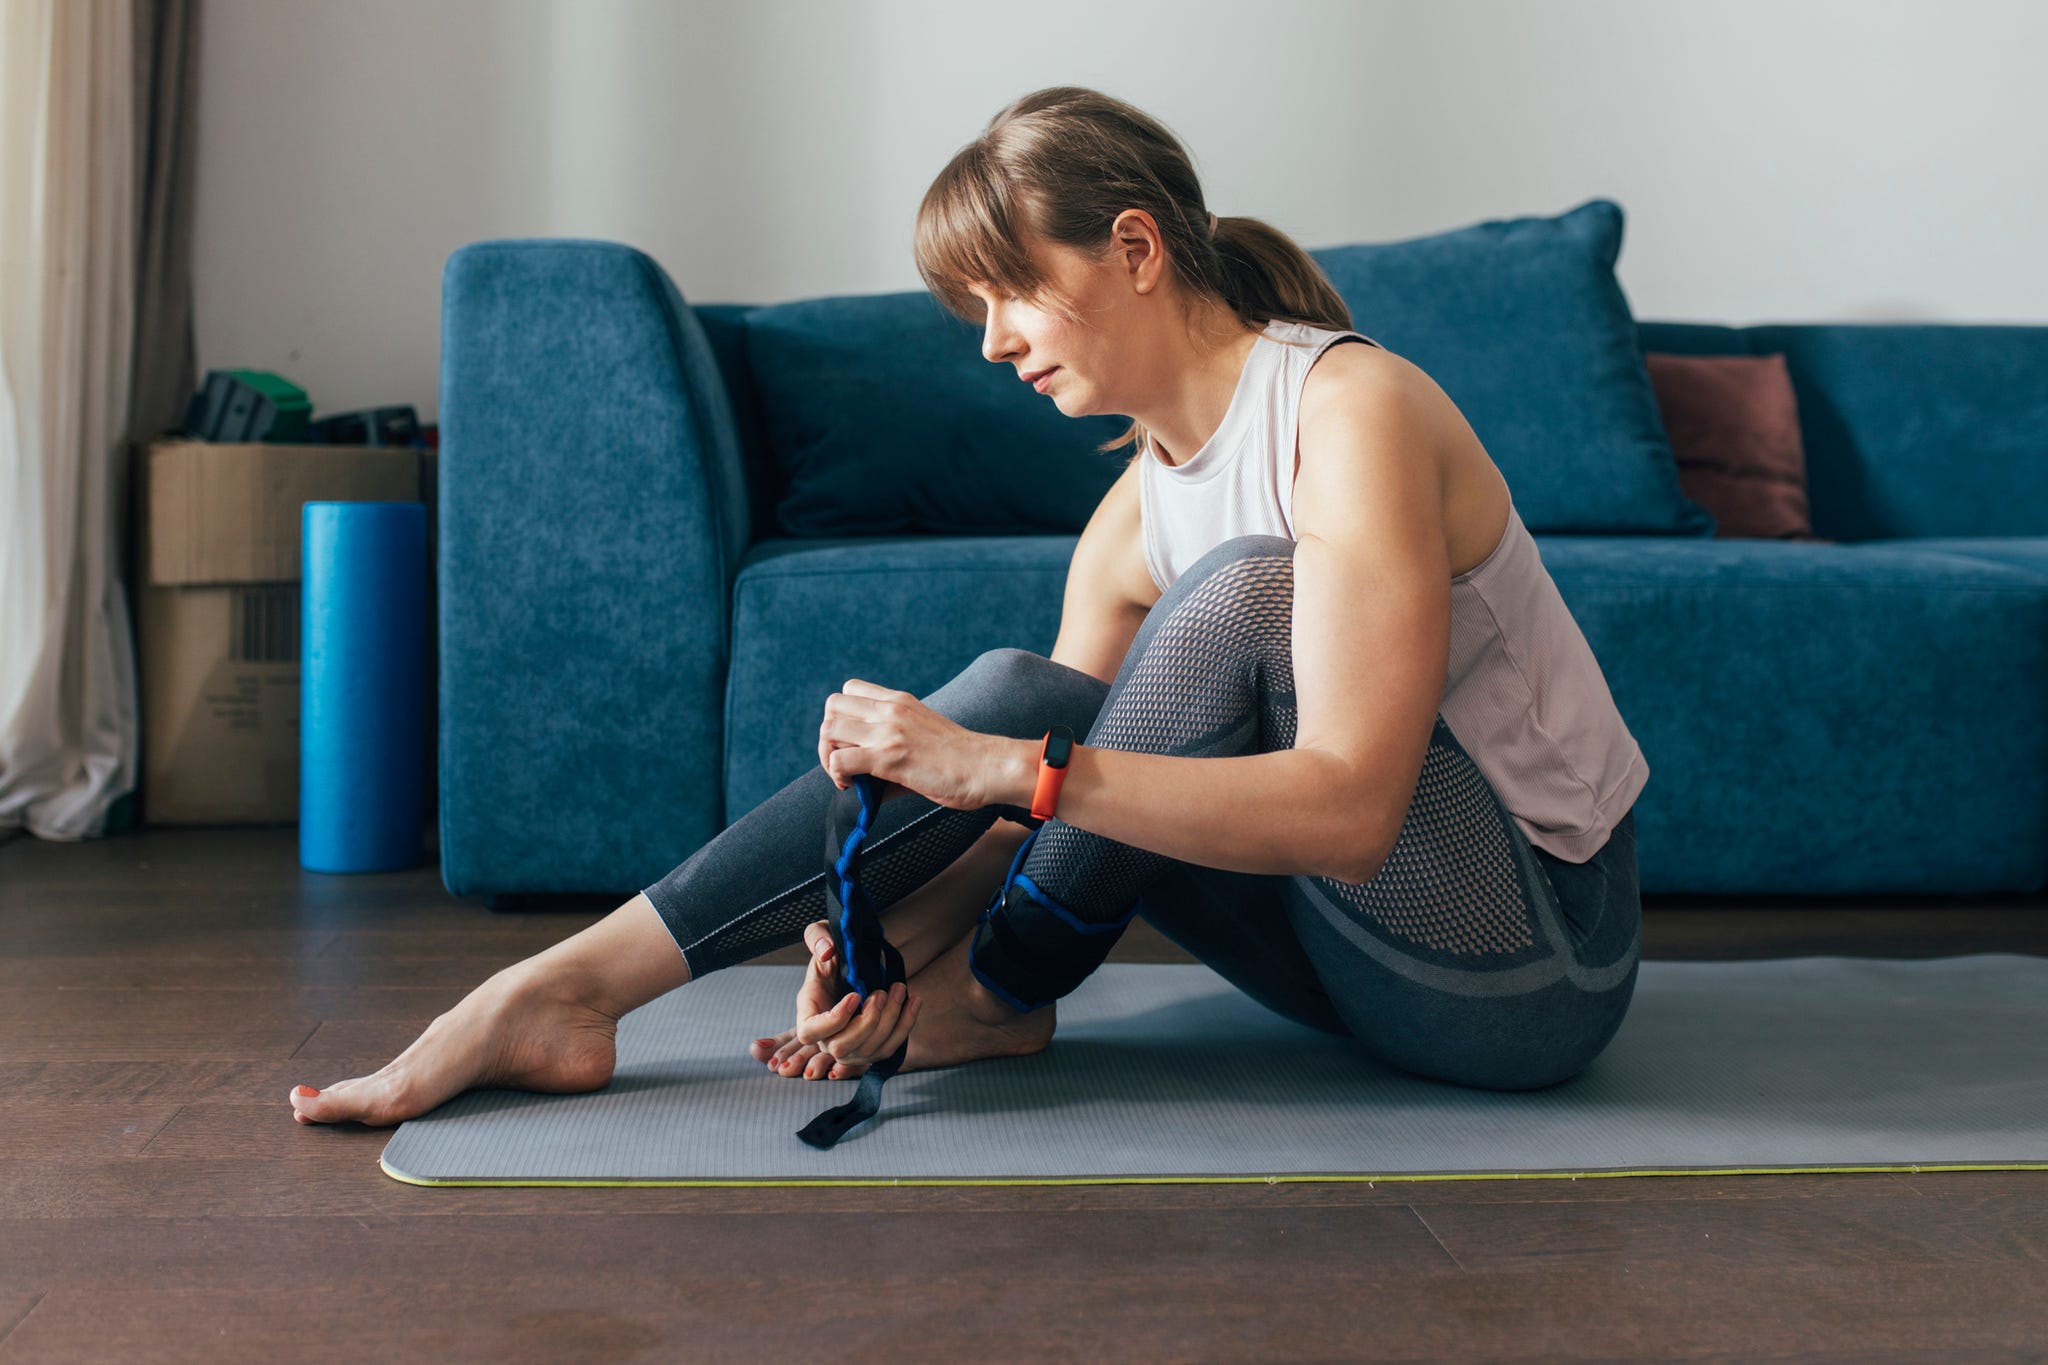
1645, 351, 1823, 541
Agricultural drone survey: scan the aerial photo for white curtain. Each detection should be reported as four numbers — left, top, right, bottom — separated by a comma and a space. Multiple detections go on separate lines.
0, 0, 140, 840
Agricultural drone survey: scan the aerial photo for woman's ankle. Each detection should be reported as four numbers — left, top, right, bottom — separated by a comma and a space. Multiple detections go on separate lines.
517, 893, 694, 1019
887, 820, 1034, 977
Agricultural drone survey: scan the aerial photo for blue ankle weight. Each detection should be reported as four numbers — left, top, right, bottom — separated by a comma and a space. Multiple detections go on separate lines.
967, 824, 1131, 1014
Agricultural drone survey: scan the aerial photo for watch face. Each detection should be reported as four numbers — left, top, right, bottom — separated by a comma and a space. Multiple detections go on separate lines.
1043, 725, 1074, 768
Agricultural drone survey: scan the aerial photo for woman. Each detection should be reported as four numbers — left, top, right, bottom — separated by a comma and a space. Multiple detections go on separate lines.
289, 86, 1645, 1128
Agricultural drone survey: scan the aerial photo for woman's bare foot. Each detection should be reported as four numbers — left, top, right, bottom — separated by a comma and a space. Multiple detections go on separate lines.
289, 966, 620, 1128
749, 991, 1055, 1080
749, 1011, 1054, 1079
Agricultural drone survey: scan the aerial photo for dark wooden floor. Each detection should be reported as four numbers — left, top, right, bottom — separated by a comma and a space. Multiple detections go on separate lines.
2, 823, 2044, 1363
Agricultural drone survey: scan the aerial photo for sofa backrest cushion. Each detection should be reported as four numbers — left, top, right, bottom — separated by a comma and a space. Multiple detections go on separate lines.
1307, 198, 1714, 536
743, 290, 1129, 536
1635, 321, 2048, 541
736, 197, 1716, 539
1743, 324, 2048, 540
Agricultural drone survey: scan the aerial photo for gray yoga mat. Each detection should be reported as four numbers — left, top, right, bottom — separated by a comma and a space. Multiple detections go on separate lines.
379, 955, 2048, 1186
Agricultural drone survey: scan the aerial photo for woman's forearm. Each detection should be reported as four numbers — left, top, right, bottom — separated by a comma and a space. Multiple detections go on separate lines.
987, 740, 1390, 882
883, 817, 1036, 977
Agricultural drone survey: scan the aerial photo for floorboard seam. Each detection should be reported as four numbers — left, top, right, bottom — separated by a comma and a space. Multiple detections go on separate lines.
285, 1022, 323, 1060
134, 1105, 185, 1156
1405, 1205, 1467, 1272
0, 1291, 46, 1351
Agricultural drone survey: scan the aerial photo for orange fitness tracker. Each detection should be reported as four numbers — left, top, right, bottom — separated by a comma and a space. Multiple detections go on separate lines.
1029, 725, 1076, 822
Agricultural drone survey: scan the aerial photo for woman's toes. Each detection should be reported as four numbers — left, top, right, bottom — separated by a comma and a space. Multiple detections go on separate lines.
290, 1073, 413, 1127
291, 1078, 358, 1124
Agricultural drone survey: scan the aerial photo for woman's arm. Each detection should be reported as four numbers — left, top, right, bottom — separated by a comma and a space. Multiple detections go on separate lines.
980, 375, 1459, 887
986, 743, 1389, 884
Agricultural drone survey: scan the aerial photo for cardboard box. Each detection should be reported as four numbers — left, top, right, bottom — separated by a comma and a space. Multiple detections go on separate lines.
136, 439, 436, 825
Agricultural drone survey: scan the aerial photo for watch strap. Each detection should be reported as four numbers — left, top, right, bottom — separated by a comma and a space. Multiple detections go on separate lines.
1029, 725, 1075, 822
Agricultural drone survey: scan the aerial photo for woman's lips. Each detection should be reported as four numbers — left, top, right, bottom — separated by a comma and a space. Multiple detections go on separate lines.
1033, 367, 1059, 393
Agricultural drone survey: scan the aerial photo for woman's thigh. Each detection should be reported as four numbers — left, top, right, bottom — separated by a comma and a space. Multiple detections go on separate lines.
1282, 721, 1642, 1091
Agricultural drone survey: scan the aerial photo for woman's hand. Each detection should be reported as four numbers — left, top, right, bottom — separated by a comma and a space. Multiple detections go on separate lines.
749, 921, 921, 1080
818, 679, 1011, 811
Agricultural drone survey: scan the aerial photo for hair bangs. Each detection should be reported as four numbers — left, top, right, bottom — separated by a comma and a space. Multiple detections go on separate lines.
914, 152, 1054, 325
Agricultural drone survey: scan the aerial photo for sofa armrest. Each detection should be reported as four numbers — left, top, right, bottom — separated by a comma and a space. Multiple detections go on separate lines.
437, 239, 747, 897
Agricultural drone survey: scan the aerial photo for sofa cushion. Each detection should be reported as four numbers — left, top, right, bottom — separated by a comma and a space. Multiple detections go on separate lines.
1744, 324, 2048, 540
1858, 537, 2048, 579
743, 198, 1715, 540
1532, 537, 2048, 895
723, 535, 1078, 815
1645, 351, 1821, 541
1309, 198, 1716, 537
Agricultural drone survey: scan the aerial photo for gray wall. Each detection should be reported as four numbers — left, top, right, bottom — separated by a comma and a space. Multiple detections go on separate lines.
193, 0, 2048, 422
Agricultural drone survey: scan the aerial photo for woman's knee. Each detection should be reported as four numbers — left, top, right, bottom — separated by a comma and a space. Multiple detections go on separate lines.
972, 647, 1108, 696
959, 648, 1111, 734
1173, 535, 1296, 593
1148, 536, 1299, 634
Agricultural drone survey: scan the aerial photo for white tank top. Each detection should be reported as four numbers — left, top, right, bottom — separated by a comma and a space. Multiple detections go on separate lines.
1136, 318, 1648, 863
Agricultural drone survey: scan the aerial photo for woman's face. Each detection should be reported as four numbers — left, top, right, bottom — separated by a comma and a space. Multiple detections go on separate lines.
970, 239, 1127, 416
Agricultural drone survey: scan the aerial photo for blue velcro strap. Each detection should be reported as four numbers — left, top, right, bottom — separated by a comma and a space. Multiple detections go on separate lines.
797, 773, 908, 1150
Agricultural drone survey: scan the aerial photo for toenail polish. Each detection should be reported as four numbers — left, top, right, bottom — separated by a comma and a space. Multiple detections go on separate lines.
295, 1085, 319, 1097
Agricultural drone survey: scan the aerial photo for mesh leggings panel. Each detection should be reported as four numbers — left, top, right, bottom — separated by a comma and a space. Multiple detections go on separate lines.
1008, 537, 1542, 965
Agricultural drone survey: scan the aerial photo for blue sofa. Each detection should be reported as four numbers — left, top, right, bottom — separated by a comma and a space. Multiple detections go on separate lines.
434, 202, 2048, 905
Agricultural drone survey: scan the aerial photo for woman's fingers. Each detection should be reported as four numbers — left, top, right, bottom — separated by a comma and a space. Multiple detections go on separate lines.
876, 996, 922, 1062
823, 985, 893, 1058
818, 717, 845, 788
796, 992, 862, 1046
797, 938, 836, 1012
833, 991, 918, 1070
804, 921, 834, 962
824, 982, 908, 1064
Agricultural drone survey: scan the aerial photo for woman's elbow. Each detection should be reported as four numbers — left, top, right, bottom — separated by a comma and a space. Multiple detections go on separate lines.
1319, 819, 1393, 885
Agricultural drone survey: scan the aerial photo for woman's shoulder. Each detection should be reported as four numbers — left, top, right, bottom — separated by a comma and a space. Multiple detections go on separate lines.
1296, 330, 1435, 442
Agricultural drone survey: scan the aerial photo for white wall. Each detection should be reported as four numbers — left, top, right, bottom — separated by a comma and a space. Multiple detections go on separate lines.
193, 0, 2048, 424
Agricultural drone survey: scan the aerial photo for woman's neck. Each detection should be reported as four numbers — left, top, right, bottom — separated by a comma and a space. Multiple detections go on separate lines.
1144, 322, 1265, 467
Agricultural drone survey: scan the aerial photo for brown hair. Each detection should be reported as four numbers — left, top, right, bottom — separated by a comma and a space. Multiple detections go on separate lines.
914, 85, 1354, 464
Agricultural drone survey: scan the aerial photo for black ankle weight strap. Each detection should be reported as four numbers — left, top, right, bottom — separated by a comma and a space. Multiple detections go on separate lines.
797, 774, 910, 1149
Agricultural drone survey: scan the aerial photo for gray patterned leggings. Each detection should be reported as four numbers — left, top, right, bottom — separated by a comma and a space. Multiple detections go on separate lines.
643, 534, 1642, 1091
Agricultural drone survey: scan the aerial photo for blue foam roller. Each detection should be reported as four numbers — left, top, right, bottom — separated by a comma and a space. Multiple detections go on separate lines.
300, 500, 426, 873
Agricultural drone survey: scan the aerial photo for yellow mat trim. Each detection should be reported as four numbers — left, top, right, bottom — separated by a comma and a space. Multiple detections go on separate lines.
379, 1155, 2048, 1187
